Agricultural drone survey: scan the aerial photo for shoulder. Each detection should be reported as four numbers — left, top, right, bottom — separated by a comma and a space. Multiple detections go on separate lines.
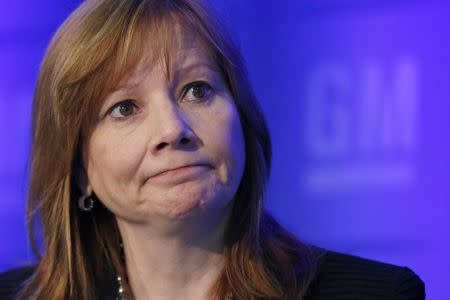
0, 265, 36, 299
305, 250, 425, 300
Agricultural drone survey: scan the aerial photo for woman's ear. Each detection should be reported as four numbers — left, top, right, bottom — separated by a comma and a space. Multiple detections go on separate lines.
76, 165, 93, 196
75, 143, 93, 196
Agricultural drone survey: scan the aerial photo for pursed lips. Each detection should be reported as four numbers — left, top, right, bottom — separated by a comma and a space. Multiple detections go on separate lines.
149, 163, 212, 179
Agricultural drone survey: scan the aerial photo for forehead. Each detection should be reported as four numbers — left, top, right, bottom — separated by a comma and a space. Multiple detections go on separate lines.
115, 22, 218, 90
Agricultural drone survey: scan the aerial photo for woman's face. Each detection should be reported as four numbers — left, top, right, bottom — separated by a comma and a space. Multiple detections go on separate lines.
84, 34, 245, 226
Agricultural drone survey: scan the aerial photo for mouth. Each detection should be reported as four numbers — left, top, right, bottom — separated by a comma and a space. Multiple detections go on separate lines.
154, 164, 208, 176
147, 164, 213, 183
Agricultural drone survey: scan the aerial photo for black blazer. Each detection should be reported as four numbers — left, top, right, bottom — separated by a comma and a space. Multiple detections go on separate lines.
0, 250, 425, 299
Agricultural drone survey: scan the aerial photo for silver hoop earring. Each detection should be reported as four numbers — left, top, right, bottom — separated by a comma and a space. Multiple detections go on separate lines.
78, 195, 94, 211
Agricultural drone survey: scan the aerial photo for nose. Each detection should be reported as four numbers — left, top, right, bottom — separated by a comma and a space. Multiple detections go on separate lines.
148, 100, 197, 155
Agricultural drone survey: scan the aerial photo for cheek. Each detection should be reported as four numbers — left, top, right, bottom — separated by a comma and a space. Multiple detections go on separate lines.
86, 129, 147, 189
228, 111, 246, 185
194, 100, 246, 186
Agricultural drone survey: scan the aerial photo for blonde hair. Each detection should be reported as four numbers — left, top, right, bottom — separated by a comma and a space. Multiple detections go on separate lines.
21, 1, 324, 299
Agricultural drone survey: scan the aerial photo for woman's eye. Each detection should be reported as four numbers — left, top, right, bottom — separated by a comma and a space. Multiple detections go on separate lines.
183, 81, 212, 102
108, 100, 138, 119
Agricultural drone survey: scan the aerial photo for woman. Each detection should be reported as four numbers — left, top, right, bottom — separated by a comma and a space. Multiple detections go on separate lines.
0, 0, 425, 299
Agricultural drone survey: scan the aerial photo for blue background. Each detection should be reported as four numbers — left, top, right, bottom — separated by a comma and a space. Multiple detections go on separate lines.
1, 1, 449, 299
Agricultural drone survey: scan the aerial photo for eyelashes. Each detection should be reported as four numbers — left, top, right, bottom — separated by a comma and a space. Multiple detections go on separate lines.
106, 81, 213, 120
108, 99, 138, 119
182, 81, 212, 103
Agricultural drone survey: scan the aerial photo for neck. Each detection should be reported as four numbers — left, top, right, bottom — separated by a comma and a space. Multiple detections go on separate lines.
116, 208, 230, 300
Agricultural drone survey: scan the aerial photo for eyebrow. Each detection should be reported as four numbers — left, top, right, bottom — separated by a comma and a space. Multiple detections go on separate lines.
111, 80, 140, 94
171, 61, 221, 82
110, 61, 221, 96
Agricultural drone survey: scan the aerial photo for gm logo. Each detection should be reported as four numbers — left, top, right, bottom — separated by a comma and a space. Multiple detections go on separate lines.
302, 57, 419, 192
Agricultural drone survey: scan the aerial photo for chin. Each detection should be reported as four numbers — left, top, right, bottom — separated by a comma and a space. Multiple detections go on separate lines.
157, 192, 232, 222
160, 196, 206, 220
